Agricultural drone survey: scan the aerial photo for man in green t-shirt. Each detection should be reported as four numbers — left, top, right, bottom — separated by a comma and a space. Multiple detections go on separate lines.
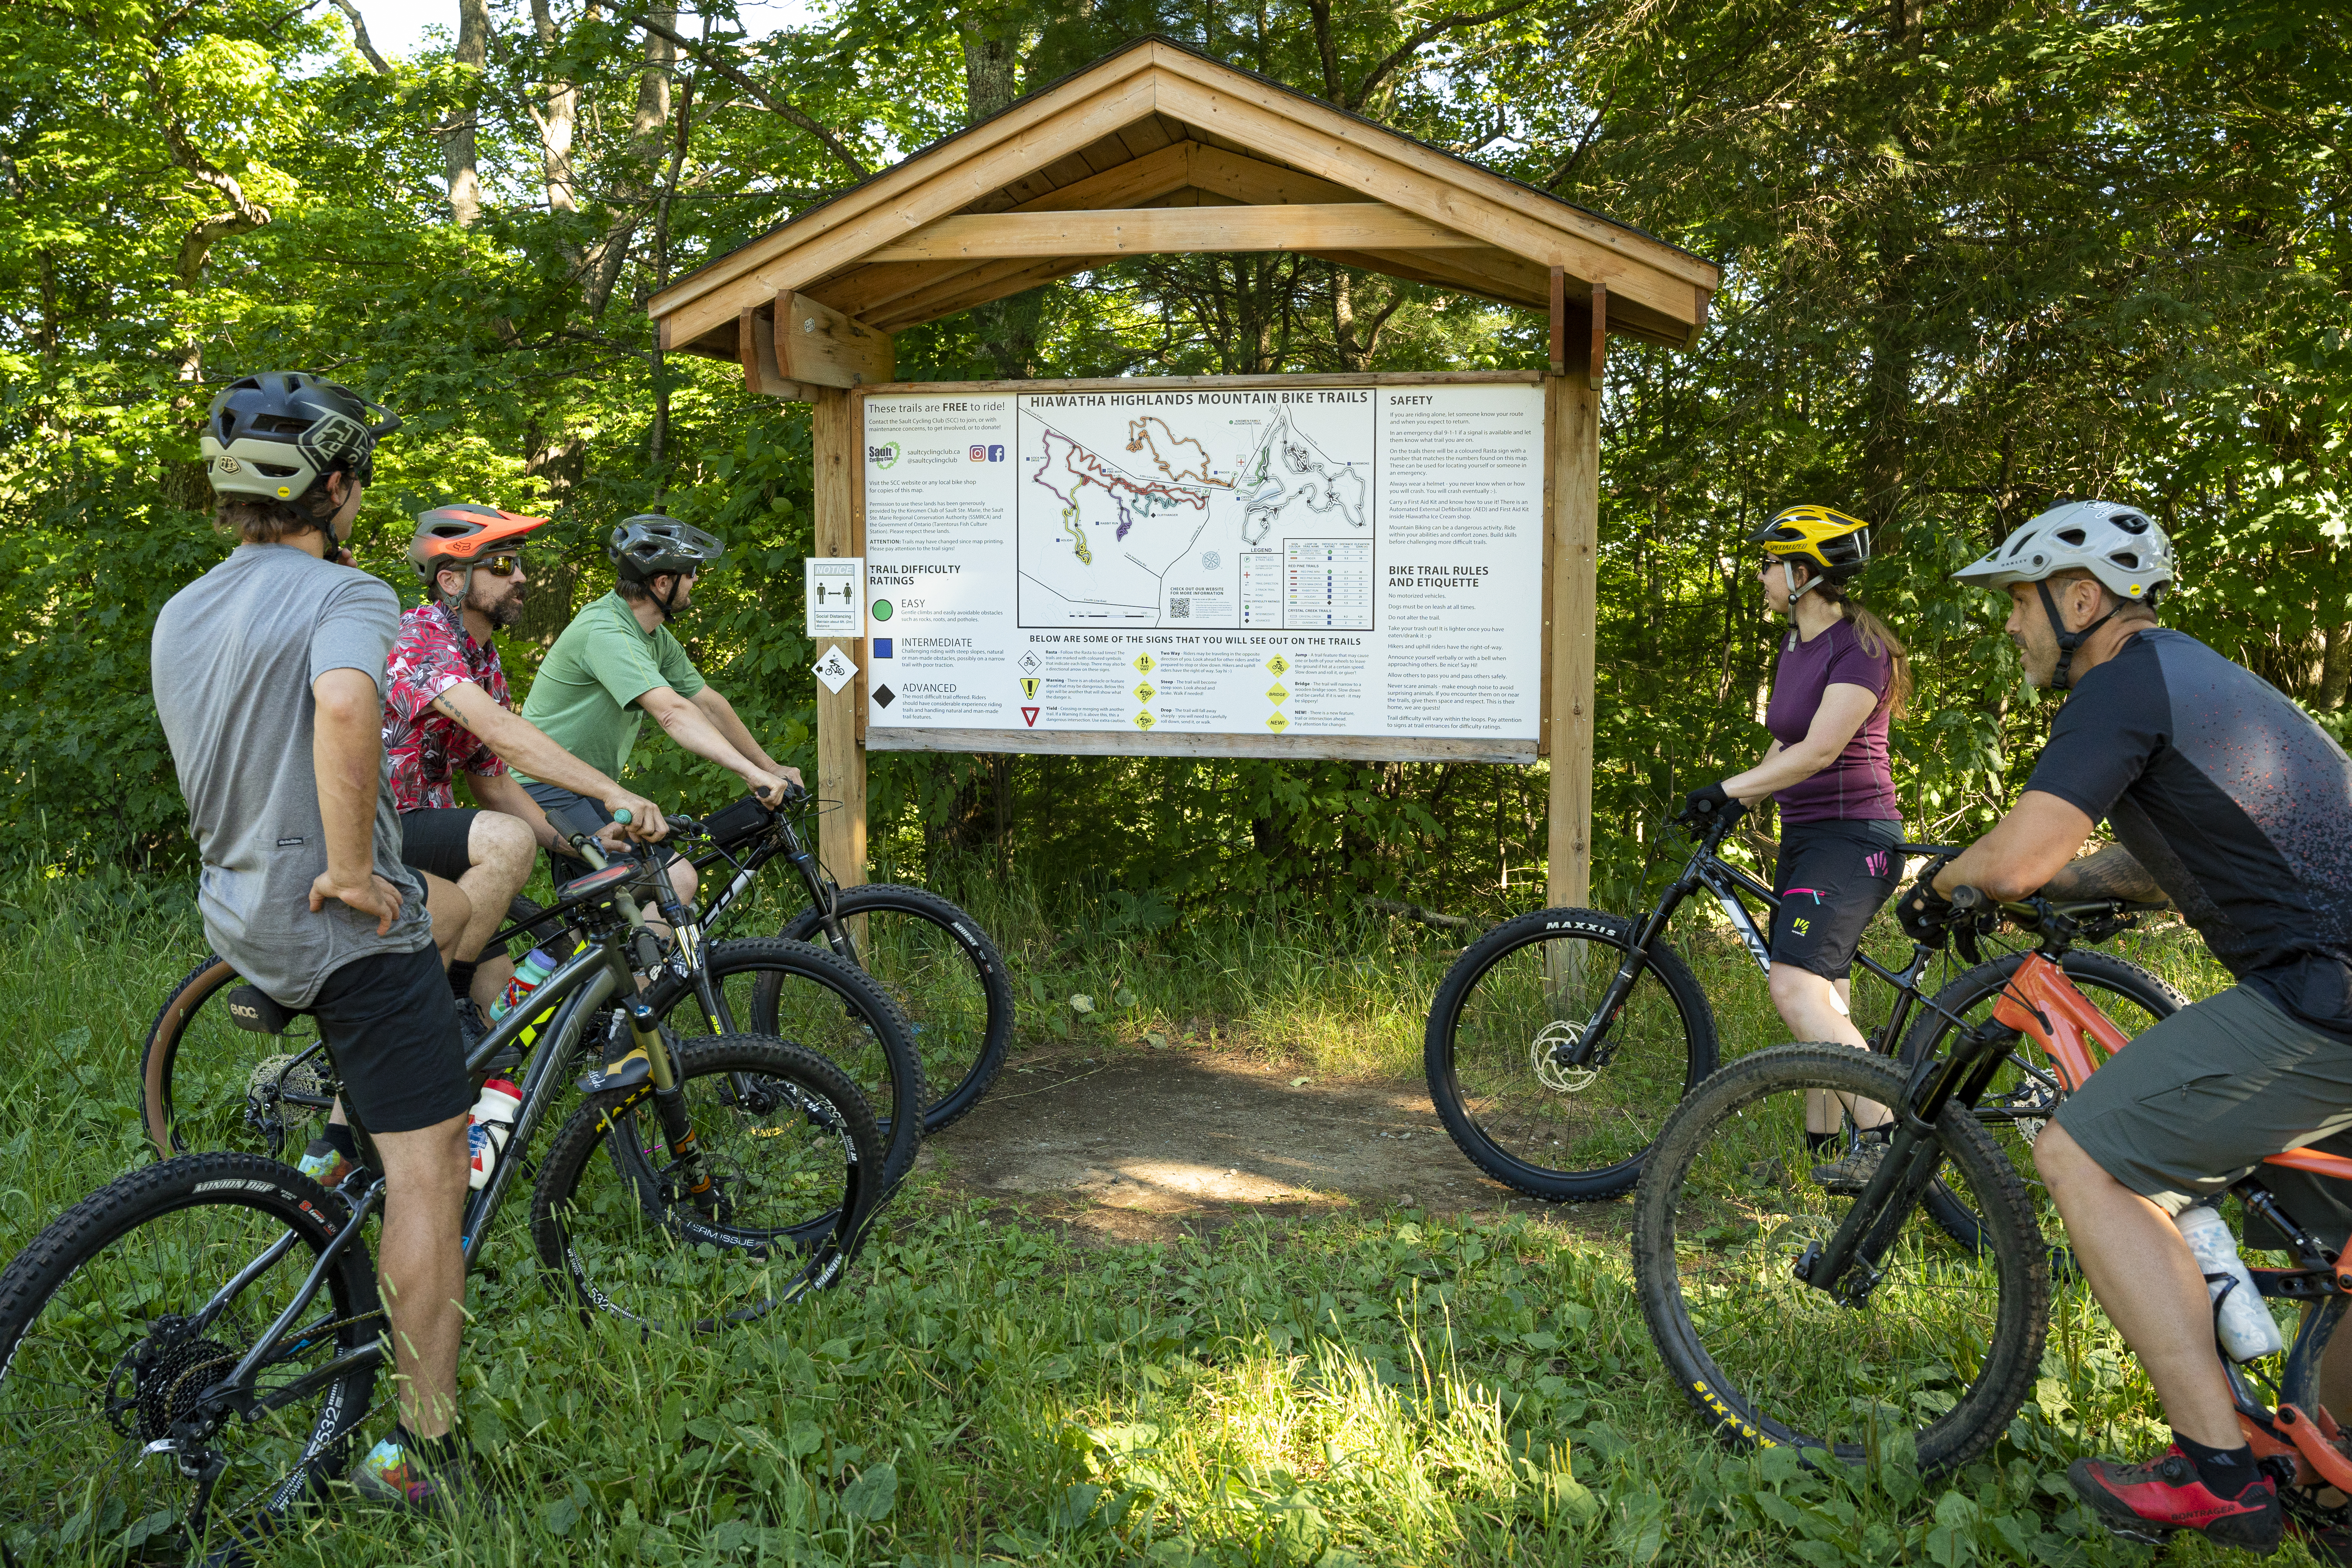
517, 517, 801, 921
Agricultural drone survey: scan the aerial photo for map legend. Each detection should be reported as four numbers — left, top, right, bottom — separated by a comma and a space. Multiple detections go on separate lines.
1239, 550, 1281, 625
1285, 539, 1373, 629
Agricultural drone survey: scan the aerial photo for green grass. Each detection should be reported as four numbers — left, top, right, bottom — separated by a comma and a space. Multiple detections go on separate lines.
0, 867, 2307, 1566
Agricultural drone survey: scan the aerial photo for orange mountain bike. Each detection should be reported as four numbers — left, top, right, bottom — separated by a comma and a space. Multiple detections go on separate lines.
1633, 887, 2352, 1524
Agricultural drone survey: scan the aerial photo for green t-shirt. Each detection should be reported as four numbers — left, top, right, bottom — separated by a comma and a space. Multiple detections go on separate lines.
517, 592, 706, 783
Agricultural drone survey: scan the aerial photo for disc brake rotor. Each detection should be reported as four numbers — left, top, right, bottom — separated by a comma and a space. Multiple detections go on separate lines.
1532, 1019, 1598, 1093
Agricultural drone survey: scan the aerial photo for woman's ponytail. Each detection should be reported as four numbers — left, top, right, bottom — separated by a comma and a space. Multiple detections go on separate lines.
1816, 580, 1911, 718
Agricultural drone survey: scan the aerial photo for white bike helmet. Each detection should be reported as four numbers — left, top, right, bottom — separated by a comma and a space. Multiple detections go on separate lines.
1954, 501, 2175, 689
1952, 500, 2174, 603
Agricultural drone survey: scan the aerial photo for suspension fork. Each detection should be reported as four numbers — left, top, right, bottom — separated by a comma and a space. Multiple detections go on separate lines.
1561, 864, 1705, 1070
602, 882, 721, 1211
778, 817, 855, 960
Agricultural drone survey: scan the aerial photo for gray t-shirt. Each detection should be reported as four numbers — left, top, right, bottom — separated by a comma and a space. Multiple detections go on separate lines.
152, 543, 430, 1005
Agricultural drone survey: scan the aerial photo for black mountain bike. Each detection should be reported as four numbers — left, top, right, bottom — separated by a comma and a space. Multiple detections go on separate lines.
0, 819, 892, 1560
1424, 802, 2177, 1202
141, 785, 1011, 1166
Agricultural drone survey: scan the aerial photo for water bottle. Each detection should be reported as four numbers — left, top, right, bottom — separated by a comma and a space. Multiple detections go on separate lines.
466, 1078, 523, 1191
491, 945, 562, 1021
2176, 1203, 2284, 1361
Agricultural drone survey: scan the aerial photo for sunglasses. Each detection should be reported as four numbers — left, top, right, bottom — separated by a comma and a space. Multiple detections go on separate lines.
477, 554, 524, 577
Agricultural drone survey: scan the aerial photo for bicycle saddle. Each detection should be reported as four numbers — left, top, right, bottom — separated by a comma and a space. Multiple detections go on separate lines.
227, 985, 303, 1034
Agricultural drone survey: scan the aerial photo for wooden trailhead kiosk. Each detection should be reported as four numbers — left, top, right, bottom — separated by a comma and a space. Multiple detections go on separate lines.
648, 37, 1719, 907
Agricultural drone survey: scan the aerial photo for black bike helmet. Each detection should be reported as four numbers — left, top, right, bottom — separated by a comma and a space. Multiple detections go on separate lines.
610, 516, 724, 582
200, 372, 401, 503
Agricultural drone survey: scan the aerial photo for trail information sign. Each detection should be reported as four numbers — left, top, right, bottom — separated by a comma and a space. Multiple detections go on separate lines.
856, 373, 1546, 762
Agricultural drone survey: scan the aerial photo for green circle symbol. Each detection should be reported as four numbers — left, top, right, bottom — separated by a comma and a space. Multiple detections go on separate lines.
871, 599, 894, 621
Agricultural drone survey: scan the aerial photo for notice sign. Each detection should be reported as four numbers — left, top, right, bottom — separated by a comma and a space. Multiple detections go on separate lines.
804, 556, 864, 638
858, 376, 1546, 761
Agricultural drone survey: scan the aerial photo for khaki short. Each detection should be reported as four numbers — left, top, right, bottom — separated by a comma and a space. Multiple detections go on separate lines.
2052, 983, 2352, 1251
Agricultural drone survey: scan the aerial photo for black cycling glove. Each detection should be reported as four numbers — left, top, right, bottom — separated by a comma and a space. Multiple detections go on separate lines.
1895, 872, 1955, 948
1684, 781, 1732, 820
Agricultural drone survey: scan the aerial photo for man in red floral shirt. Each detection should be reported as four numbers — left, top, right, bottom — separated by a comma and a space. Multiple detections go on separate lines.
385, 506, 664, 1016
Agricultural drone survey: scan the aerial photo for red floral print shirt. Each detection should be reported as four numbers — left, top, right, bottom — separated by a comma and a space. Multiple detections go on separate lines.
382, 604, 510, 812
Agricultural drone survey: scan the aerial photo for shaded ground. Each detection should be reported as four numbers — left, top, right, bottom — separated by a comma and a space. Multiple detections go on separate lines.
913, 1044, 1628, 1245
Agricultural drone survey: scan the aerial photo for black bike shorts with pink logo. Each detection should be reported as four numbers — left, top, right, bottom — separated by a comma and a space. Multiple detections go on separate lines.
1769, 818, 1903, 981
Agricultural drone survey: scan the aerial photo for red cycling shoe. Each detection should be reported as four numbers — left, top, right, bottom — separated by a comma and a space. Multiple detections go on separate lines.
2069, 1444, 2283, 1553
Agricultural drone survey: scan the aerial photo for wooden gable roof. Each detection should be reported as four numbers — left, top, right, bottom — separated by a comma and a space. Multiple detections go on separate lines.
649, 36, 1720, 388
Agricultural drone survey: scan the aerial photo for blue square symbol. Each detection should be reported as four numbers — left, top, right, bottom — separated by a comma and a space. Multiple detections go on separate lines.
873, 637, 893, 657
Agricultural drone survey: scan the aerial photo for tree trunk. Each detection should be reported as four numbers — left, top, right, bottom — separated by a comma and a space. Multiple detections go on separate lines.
956, 5, 1020, 123
581, 7, 676, 317
530, 0, 581, 222
442, 0, 491, 226
2321, 623, 2352, 711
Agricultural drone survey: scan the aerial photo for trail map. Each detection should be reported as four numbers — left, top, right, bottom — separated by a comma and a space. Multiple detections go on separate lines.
1016, 390, 1373, 629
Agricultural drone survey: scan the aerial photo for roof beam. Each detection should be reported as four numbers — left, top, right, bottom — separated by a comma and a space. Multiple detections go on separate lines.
864, 203, 1484, 263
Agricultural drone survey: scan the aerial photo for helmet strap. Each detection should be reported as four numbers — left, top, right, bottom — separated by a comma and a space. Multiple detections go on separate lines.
2036, 578, 2118, 692
655, 572, 686, 622
1782, 561, 1827, 623
438, 564, 474, 614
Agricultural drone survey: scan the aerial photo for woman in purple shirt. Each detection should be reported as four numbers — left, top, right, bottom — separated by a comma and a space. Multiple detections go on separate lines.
1684, 505, 1911, 1190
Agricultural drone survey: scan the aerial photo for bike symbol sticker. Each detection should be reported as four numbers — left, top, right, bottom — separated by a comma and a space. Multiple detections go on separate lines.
1266, 654, 1289, 677
812, 647, 857, 693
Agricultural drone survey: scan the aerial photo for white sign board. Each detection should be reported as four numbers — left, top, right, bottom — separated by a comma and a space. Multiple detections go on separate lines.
858, 377, 1546, 760
812, 646, 858, 693
804, 555, 864, 638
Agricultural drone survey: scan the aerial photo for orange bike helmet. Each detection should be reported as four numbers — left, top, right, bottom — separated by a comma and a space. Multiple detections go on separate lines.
410, 505, 549, 597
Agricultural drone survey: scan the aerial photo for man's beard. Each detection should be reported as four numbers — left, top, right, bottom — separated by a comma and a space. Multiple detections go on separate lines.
475, 585, 527, 630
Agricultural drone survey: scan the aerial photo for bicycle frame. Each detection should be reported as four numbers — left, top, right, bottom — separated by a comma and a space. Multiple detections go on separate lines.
1801, 936, 2352, 1498
1563, 814, 1944, 1072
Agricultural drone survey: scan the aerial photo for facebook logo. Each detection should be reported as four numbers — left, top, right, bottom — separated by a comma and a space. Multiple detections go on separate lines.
987, 444, 1005, 461
873, 637, 893, 657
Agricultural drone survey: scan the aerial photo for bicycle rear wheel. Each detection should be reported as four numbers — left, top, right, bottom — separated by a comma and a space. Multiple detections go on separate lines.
1898, 949, 2184, 1249
1633, 1045, 2049, 1475
0, 1152, 381, 1557
778, 882, 1014, 1134
530, 1034, 884, 1331
140, 895, 559, 1160
1426, 907, 1719, 1201
642, 938, 926, 1195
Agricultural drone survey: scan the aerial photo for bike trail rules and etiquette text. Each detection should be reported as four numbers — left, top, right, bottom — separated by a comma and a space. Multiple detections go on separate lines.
855, 381, 1543, 746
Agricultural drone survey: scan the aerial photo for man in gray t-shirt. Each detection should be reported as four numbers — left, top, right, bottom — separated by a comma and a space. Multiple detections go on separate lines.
153, 543, 433, 1001
152, 371, 481, 1511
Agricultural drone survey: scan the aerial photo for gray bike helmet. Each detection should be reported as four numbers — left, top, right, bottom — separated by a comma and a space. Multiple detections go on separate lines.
610, 515, 723, 619
200, 372, 401, 503
1954, 501, 2176, 688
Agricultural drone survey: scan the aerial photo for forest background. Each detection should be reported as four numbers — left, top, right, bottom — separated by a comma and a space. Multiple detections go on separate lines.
2, 0, 2345, 924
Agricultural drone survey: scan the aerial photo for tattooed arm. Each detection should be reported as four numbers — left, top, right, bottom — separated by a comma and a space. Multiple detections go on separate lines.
2038, 843, 2167, 904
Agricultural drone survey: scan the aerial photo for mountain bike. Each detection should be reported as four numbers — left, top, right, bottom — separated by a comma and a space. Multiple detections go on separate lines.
0, 817, 891, 1560
140, 784, 1002, 1172
1425, 803, 1971, 1201
1633, 886, 2352, 1517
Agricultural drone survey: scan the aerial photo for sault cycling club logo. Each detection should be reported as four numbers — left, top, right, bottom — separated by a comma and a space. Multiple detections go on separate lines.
869, 441, 900, 469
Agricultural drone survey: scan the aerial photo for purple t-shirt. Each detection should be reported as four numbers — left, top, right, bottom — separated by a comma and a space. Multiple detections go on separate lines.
1766, 617, 1899, 824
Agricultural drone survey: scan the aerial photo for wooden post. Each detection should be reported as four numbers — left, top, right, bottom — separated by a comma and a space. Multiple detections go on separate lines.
1545, 374, 1599, 911
811, 387, 867, 891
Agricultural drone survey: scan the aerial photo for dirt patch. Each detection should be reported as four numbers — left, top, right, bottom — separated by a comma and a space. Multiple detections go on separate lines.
914, 1045, 1630, 1245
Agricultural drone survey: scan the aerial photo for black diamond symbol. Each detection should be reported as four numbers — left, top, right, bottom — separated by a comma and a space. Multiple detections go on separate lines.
873, 684, 896, 708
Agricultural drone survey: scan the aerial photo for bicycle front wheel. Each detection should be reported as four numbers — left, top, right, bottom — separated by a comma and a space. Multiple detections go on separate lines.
531, 1033, 884, 1332
0, 1152, 381, 1555
778, 882, 1014, 1134
1426, 907, 1719, 1201
1633, 1045, 2049, 1475
1898, 949, 2185, 1249
642, 937, 926, 1195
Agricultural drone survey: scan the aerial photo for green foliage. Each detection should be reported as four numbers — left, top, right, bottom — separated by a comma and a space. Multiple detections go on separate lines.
2, 0, 2346, 922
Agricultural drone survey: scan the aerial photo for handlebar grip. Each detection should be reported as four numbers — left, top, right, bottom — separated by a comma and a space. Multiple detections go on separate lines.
612, 807, 633, 826
1949, 885, 1985, 913
781, 781, 807, 805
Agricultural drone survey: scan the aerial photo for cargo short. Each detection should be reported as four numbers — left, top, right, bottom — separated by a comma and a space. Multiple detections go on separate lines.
2052, 983, 2352, 1251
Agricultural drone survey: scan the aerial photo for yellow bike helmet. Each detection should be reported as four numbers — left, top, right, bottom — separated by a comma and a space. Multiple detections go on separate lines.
1749, 505, 1872, 582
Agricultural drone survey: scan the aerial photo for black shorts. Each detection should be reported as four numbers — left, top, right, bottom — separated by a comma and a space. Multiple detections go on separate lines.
1770, 818, 1902, 981
312, 946, 472, 1134
398, 807, 479, 884
523, 781, 684, 877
